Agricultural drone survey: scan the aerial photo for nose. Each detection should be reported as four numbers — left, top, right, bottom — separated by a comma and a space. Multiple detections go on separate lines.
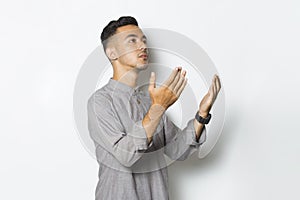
138, 40, 147, 51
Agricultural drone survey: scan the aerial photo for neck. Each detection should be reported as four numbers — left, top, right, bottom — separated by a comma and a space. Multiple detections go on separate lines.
112, 64, 139, 88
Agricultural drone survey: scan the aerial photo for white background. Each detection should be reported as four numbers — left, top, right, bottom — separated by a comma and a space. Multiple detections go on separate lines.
1, 0, 299, 199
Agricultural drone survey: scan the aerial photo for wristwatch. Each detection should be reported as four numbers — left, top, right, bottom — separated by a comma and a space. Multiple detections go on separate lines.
195, 111, 211, 124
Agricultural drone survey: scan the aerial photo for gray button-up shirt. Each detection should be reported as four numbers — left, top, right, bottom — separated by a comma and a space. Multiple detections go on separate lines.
87, 77, 206, 200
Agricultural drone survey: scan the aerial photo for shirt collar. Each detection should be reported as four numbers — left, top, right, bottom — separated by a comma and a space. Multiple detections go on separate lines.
108, 77, 141, 95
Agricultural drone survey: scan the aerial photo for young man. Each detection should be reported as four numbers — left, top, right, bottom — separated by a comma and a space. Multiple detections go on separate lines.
87, 16, 221, 200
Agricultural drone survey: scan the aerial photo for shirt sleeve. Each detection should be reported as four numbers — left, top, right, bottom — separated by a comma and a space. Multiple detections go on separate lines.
87, 95, 153, 168
163, 113, 207, 161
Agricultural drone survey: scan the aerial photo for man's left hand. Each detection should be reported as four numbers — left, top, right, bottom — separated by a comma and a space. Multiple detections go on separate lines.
198, 74, 221, 117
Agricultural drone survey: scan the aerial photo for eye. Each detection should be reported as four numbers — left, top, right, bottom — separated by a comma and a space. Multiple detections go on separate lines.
129, 38, 136, 43
143, 39, 147, 44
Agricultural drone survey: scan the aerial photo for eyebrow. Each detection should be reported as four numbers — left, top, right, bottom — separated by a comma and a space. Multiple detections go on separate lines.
125, 34, 147, 40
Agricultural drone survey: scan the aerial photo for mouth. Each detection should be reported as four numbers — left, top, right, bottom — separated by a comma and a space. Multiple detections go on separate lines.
138, 53, 148, 60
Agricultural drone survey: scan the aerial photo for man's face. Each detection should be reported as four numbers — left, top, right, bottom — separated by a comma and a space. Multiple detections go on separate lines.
107, 25, 148, 69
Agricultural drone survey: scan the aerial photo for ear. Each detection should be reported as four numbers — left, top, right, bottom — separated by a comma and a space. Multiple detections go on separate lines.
105, 47, 118, 61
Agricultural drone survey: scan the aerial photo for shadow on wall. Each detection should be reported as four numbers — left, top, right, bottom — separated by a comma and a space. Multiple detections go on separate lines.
168, 107, 239, 200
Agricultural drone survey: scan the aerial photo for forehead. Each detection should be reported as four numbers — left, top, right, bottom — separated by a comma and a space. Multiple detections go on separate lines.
115, 25, 145, 38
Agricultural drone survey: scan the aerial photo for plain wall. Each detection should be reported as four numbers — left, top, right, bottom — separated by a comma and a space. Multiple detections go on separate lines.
1, 0, 299, 199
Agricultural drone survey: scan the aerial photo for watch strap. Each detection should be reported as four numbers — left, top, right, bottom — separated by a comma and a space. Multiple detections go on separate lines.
195, 111, 211, 124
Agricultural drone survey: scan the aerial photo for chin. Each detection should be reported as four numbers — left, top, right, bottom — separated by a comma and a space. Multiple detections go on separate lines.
136, 62, 149, 70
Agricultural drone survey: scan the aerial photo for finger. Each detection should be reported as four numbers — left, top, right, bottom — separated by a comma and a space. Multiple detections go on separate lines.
176, 78, 188, 97
207, 82, 213, 98
173, 70, 186, 93
212, 76, 217, 96
209, 77, 216, 99
163, 67, 179, 86
170, 67, 181, 89
215, 75, 221, 92
148, 72, 156, 91
169, 67, 182, 90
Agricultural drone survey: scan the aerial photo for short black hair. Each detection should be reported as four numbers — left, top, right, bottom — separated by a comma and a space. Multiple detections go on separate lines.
100, 16, 139, 50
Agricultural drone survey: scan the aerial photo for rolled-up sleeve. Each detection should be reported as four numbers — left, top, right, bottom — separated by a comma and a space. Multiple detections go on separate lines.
87, 95, 153, 167
163, 114, 206, 161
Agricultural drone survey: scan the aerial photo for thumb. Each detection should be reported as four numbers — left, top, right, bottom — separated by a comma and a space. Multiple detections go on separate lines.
148, 72, 156, 91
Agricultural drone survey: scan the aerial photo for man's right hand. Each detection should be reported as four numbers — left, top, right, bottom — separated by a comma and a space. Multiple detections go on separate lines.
148, 67, 187, 110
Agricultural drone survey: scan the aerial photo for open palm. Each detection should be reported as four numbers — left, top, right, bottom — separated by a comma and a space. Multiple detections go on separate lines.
199, 74, 221, 116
